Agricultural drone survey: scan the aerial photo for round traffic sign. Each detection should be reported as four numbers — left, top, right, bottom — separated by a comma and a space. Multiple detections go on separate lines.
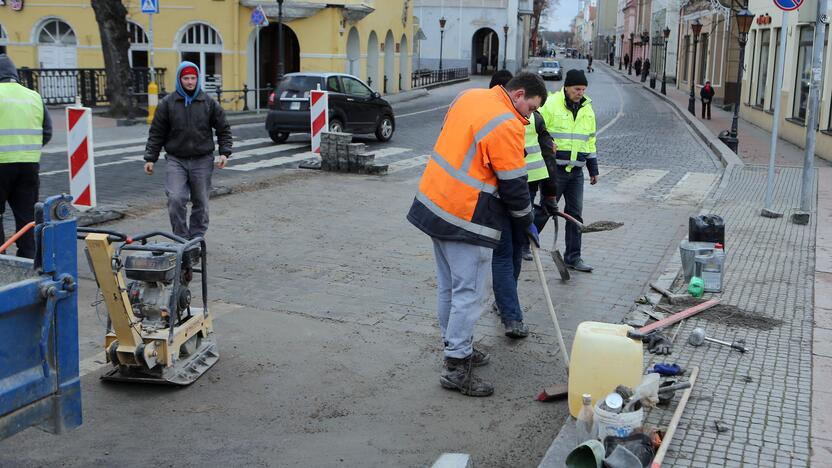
774, 0, 802, 11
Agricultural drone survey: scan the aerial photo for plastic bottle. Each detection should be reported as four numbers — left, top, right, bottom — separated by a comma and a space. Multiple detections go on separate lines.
576, 393, 595, 445
699, 243, 725, 293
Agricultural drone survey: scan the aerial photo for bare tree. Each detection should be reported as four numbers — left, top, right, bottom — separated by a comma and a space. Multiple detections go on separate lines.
90, 0, 136, 117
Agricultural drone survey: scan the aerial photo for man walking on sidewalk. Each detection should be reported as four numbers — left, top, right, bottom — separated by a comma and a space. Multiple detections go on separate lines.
537, 69, 599, 273
0, 54, 52, 259
144, 61, 232, 240
407, 72, 548, 397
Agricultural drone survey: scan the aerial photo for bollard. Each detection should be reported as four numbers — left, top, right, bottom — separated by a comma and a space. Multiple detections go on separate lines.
147, 82, 159, 124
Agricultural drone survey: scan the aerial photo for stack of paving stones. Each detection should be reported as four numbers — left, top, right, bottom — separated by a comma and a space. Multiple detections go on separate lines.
319, 132, 388, 175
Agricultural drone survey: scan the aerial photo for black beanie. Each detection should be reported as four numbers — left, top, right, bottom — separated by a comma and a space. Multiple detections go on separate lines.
564, 69, 588, 87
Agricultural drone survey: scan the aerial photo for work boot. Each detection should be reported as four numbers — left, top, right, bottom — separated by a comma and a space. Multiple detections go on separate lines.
505, 320, 530, 339
440, 355, 494, 397
567, 259, 594, 273
443, 347, 490, 368
522, 246, 533, 261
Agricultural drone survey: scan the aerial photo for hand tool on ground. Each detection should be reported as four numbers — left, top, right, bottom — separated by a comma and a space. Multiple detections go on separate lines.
651, 367, 698, 468
538, 202, 584, 281
78, 227, 219, 385
688, 327, 748, 353
530, 237, 571, 401
633, 299, 720, 335
649, 282, 686, 305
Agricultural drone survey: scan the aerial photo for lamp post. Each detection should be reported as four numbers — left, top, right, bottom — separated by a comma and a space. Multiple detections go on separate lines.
628, 32, 634, 75
277, 0, 285, 80
641, 31, 650, 84
503, 24, 509, 70
619, 34, 624, 69
438, 17, 446, 71
719, 8, 755, 153
688, 19, 702, 115
661, 26, 671, 95
650, 30, 658, 88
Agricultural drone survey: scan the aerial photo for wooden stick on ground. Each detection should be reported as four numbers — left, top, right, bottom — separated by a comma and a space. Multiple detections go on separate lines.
651, 366, 699, 468
637, 300, 720, 335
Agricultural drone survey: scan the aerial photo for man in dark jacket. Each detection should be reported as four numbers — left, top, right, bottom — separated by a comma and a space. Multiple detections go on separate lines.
144, 61, 232, 240
0, 54, 52, 258
700, 81, 715, 120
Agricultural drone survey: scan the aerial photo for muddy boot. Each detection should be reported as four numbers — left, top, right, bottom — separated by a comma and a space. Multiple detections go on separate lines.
440, 355, 494, 397
443, 345, 490, 367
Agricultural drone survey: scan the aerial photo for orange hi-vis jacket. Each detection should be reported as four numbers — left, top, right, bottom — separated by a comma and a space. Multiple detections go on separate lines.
407, 86, 533, 249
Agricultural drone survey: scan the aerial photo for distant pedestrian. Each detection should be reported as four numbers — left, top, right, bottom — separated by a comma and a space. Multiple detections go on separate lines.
624, 53, 630, 69
634, 58, 642, 76
609, 51, 614, 65
144, 61, 232, 240
587, 54, 594, 73
641, 58, 651, 82
0, 54, 52, 259
700, 81, 715, 120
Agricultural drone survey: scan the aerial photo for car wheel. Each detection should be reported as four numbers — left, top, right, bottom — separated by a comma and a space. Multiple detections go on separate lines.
269, 130, 289, 144
375, 115, 394, 142
329, 119, 344, 133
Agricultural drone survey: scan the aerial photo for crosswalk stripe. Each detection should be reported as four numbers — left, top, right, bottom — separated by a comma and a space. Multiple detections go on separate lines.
387, 154, 430, 174
226, 151, 319, 171
613, 169, 669, 197
664, 172, 719, 204
369, 147, 411, 159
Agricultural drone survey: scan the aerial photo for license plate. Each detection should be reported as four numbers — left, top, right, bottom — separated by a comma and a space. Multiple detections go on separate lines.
290, 101, 300, 110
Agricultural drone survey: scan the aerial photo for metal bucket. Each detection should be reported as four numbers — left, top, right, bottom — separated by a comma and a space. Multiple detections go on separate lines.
679, 241, 715, 282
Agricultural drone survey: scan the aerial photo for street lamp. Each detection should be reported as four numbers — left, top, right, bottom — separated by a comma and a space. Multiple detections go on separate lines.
619, 34, 624, 70
503, 24, 509, 70
641, 31, 650, 83
438, 17, 446, 71
661, 26, 671, 95
277, 0, 285, 80
719, 8, 755, 153
628, 32, 634, 75
688, 19, 703, 115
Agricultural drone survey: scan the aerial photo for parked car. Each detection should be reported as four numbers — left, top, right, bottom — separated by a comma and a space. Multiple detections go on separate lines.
265, 72, 395, 143
538, 61, 562, 81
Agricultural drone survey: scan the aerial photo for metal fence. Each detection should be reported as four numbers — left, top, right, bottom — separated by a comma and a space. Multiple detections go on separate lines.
411, 68, 469, 89
17, 68, 166, 107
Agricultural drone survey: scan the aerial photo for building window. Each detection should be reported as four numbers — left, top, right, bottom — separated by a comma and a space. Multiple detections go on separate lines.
683, 35, 690, 82
0, 24, 7, 54
793, 26, 814, 121
128, 22, 149, 68
755, 29, 770, 107
769, 28, 781, 112
698, 33, 708, 85
746, 30, 756, 104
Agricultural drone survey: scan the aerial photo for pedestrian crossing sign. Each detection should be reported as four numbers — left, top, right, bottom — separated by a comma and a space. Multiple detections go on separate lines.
141, 0, 159, 14
251, 5, 269, 27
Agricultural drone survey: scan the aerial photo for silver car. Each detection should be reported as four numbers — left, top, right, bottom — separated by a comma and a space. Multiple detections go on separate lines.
538, 61, 562, 81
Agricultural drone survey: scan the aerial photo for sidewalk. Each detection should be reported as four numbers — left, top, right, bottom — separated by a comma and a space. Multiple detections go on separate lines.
541, 63, 827, 467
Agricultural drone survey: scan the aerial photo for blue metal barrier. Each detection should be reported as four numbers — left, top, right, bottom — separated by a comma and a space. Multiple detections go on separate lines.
0, 195, 81, 440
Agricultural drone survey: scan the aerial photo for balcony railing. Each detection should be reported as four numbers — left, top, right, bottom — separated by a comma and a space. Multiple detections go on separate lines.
411, 68, 469, 89
16, 68, 166, 107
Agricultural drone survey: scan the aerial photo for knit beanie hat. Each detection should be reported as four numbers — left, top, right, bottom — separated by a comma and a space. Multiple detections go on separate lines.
564, 69, 588, 87
180, 65, 198, 78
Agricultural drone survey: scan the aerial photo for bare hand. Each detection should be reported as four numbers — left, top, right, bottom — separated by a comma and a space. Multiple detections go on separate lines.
144, 162, 154, 175
590, 175, 598, 185
216, 155, 229, 169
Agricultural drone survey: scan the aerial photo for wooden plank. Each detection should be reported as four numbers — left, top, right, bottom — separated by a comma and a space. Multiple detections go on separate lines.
636, 299, 720, 335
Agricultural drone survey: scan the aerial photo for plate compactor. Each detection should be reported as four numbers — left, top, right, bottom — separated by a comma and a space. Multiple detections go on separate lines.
79, 229, 218, 385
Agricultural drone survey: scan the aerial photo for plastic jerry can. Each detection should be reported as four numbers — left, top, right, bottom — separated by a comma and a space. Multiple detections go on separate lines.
567, 322, 644, 417
695, 243, 725, 293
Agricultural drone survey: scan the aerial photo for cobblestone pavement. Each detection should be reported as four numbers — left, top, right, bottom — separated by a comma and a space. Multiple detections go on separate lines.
642, 165, 815, 468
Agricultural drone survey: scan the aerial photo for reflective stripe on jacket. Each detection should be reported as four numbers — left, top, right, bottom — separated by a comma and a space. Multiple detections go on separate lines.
538, 89, 598, 176
407, 86, 532, 249
524, 113, 549, 182
0, 83, 44, 164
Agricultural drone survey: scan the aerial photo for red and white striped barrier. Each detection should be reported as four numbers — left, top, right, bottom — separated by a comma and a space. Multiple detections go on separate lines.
310, 89, 328, 154
66, 106, 96, 211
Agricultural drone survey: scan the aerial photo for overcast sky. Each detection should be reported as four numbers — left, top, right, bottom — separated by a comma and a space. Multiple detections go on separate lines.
543, 0, 582, 32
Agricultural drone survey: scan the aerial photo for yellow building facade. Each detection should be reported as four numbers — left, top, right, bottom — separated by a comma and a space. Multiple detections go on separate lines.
0, 0, 414, 110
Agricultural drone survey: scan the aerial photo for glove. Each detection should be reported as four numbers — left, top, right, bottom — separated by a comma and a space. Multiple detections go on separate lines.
542, 196, 559, 217
643, 332, 672, 355
526, 223, 540, 248
648, 363, 684, 376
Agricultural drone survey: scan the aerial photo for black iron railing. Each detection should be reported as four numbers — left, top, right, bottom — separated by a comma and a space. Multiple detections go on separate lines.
17, 67, 166, 107
411, 68, 469, 88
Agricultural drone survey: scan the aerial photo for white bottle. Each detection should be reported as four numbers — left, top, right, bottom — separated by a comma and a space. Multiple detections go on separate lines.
576, 393, 595, 445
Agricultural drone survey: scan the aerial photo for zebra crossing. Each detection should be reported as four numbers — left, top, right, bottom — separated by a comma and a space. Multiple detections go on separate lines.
36, 134, 720, 206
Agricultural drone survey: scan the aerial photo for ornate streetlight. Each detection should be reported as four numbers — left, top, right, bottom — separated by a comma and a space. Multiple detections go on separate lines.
503, 24, 509, 70
628, 32, 634, 75
277, 0, 285, 79
719, 8, 755, 153
661, 26, 671, 95
439, 17, 446, 71
619, 34, 624, 70
688, 19, 703, 115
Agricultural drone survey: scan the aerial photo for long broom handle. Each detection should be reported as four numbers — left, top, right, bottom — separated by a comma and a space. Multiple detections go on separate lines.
530, 238, 570, 367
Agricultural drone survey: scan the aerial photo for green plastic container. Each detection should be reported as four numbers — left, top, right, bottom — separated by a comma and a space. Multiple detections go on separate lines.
688, 276, 705, 298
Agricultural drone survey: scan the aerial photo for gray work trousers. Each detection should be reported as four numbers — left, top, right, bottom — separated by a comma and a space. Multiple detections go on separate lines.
165, 154, 213, 240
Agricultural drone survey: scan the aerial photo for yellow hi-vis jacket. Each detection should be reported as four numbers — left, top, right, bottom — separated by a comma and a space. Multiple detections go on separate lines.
0, 82, 47, 164
538, 89, 598, 176
524, 113, 549, 182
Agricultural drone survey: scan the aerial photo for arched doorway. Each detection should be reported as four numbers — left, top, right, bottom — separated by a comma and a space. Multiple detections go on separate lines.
37, 18, 77, 68
366, 31, 379, 89
178, 22, 223, 92
253, 23, 300, 106
383, 30, 395, 93
471, 28, 499, 74
399, 34, 409, 91
127, 21, 149, 68
346, 27, 360, 75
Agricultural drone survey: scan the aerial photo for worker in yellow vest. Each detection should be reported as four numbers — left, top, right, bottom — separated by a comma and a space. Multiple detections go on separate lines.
0, 54, 52, 258
488, 71, 559, 338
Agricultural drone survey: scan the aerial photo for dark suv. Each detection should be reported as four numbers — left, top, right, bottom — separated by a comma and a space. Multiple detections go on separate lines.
265, 72, 395, 143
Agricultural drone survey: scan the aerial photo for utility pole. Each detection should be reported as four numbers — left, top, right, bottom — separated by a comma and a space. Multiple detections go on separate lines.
792, 0, 829, 225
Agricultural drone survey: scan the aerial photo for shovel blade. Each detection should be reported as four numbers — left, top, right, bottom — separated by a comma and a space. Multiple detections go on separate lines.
551, 249, 571, 281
